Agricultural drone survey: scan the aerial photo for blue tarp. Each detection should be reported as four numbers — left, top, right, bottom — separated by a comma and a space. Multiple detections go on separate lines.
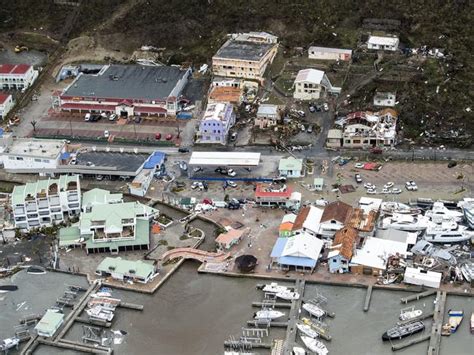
143, 151, 165, 169
277, 256, 316, 268
177, 112, 193, 119
270, 238, 287, 258
60, 152, 71, 160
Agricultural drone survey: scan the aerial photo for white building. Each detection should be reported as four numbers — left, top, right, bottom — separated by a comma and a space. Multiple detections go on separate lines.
12, 175, 81, 230
0, 134, 66, 173
293, 69, 340, 100
0, 64, 38, 90
198, 102, 235, 144
308, 46, 352, 61
403, 267, 442, 289
278, 157, 304, 178
292, 205, 324, 237
367, 35, 399, 51
255, 104, 279, 129
129, 151, 165, 197
0, 94, 14, 119
373, 92, 396, 107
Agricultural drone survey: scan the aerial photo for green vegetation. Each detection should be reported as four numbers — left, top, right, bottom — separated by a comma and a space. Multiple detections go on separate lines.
157, 214, 172, 225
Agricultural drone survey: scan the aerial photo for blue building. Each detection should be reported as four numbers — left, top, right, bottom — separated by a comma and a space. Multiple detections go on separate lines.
328, 226, 357, 273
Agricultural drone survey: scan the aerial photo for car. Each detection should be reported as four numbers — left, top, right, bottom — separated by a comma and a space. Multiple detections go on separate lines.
201, 181, 208, 190
119, 175, 130, 181
226, 180, 237, 188
367, 189, 377, 195
84, 113, 91, 121
309, 105, 316, 113
104, 130, 110, 138
307, 125, 313, 133
178, 147, 190, 153
230, 132, 237, 141
175, 181, 186, 188
109, 113, 117, 121
191, 181, 204, 190
297, 110, 306, 117
323, 103, 329, 111
179, 161, 188, 171
155, 133, 162, 140
165, 134, 173, 140
193, 167, 203, 173
227, 200, 240, 210
300, 124, 305, 132
227, 169, 237, 177
447, 161, 457, 168
354, 163, 365, 169
384, 182, 394, 189
215, 167, 227, 175
69, 158, 77, 165
391, 188, 402, 194
405, 181, 418, 191
100, 112, 108, 119
382, 188, 391, 194
95, 175, 104, 181
273, 176, 287, 184
364, 183, 374, 189
355, 174, 362, 183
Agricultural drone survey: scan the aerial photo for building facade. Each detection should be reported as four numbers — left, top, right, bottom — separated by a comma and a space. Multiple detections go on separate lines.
57, 65, 191, 117
0, 94, 14, 119
308, 46, 352, 61
293, 69, 340, 100
0, 64, 38, 90
198, 102, 235, 144
255, 104, 279, 129
367, 35, 399, 51
12, 175, 81, 230
212, 32, 278, 83
278, 157, 305, 178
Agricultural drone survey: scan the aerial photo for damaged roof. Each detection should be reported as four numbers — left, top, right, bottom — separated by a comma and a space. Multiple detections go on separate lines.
320, 201, 353, 224
332, 226, 358, 260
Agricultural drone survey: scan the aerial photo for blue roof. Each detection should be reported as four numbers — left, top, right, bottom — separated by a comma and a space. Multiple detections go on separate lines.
143, 151, 165, 169
277, 256, 316, 268
61, 152, 71, 160
270, 237, 287, 258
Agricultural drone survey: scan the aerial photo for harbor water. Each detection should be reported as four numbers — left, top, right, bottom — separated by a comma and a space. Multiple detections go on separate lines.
1, 264, 472, 355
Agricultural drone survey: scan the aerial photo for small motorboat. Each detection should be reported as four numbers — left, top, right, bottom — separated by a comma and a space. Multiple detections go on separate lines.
470, 312, 474, 334
254, 310, 285, 320
0, 285, 18, 293
261, 282, 290, 294
276, 290, 300, 301
91, 291, 113, 298
300, 335, 328, 355
27, 265, 46, 275
0, 337, 20, 351
296, 322, 319, 338
292, 346, 306, 355
86, 306, 114, 322
382, 321, 425, 340
399, 307, 423, 321
442, 310, 464, 336
302, 302, 326, 318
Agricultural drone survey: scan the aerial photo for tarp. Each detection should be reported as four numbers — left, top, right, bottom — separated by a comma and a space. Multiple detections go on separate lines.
143, 151, 165, 169
60, 152, 71, 160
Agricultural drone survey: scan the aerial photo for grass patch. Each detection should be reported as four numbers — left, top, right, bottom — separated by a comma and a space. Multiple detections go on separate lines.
157, 214, 172, 225
189, 229, 202, 238
179, 235, 190, 241
157, 240, 168, 246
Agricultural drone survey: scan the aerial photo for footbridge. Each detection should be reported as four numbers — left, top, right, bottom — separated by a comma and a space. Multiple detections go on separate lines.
161, 248, 231, 264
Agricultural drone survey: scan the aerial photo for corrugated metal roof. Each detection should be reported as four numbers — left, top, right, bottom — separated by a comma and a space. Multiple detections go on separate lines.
189, 152, 260, 166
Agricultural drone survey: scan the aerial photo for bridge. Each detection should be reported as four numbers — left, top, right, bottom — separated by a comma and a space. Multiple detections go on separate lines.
161, 248, 231, 264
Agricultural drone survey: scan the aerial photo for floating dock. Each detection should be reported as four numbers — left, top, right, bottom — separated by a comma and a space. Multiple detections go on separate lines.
118, 302, 144, 311
252, 302, 292, 309
363, 285, 373, 312
246, 320, 288, 328
392, 334, 430, 351
427, 291, 446, 355
282, 279, 306, 353
400, 289, 436, 304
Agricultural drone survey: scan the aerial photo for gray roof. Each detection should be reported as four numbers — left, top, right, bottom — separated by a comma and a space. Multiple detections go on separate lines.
63, 65, 188, 100
214, 40, 275, 62
309, 46, 352, 54
75, 151, 149, 174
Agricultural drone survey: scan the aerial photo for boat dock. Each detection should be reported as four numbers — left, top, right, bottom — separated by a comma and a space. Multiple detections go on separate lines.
252, 302, 292, 309
400, 289, 437, 304
391, 334, 431, 351
246, 320, 288, 328
282, 279, 305, 354
363, 285, 373, 312
427, 291, 447, 355
118, 302, 144, 311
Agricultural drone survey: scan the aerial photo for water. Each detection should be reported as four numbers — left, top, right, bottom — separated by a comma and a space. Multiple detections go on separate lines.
1, 264, 472, 354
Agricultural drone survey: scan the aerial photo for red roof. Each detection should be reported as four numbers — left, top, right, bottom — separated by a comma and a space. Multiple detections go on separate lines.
60, 103, 116, 111
135, 106, 167, 114
0, 64, 31, 75
0, 93, 11, 105
255, 184, 292, 198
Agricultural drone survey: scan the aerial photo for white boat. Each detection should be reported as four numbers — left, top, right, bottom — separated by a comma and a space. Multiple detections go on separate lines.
460, 262, 474, 283
261, 282, 290, 294
399, 307, 423, 321
381, 202, 421, 215
300, 335, 328, 355
423, 224, 473, 243
0, 337, 19, 351
92, 291, 113, 298
302, 303, 326, 318
296, 322, 319, 338
276, 290, 300, 301
425, 202, 463, 223
381, 214, 430, 231
292, 346, 306, 355
86, 306, 114, 322
254, 310, 285, 320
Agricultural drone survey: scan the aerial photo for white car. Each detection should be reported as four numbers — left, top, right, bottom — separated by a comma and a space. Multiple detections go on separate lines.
405, 181, 418, 191
355, 163, 365, 169
191, 181, 204, 190
391, 188, 402, 194
226, 180, 237, 188
104, 130, 110, 138
364, 183, 375, 189
382, 188, 391, 194
227, 169, 237, 177
367, 189, 377, 195
384, 182, 394, 189
323, 103, 329, 111
109, 113, 117, 121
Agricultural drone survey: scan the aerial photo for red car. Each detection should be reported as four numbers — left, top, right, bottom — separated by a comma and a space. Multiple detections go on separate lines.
155, 133, 161, 140
165, 134, 173, 141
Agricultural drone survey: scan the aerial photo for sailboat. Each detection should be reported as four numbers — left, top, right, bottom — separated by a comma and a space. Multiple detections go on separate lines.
296, 322, 319, 338
302, 302, 326, 318
300, 335, 328, 355
254, 310, 285, 320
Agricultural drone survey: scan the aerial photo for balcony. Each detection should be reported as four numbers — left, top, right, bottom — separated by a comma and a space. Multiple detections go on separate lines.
26, 203, 38, 212
49, 196, 60, 206
14, 207, 26, 216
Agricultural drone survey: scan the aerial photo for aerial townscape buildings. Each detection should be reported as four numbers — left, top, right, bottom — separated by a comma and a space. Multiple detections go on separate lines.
0, 4, 472, 355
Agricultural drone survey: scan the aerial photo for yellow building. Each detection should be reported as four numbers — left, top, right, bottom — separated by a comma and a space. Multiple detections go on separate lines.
212, 32, 278, 83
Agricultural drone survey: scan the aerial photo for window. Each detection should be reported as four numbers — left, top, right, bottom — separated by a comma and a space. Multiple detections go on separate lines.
34, 158, 42, 162
332, 258, 337, 262
16, 157, 23, 160
9, 156, 15, 160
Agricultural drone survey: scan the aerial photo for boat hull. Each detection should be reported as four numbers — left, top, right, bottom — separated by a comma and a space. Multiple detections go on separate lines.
382, 322, 425, 341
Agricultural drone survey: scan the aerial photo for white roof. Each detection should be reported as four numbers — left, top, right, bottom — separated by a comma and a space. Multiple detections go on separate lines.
351, 237, 408, 270
368, 35, 399, 46
404, 267, 442, 288
257, 104, 278, 116
282, 232, 324, 261
327, 129, 342, 139
359, 197, 383, 213
302, 206, 323, 233
309, 46, 352, 55
281, 213, 297, 224
294, 69, 325, 84
202, 102, 232, 122
3, 138, 65, 159
189, 152, 261, 166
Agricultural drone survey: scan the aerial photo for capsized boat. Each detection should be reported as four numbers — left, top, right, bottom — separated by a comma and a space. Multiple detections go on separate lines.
27, 265, 46, 275
261, 282, 290, 294
276, 290, 300, 301
254, 310, 285, 320
302, 303, 326, 318
300, 335, 328, 355
399, 307, 423, 321
296, 322, 319, 338
0, 337, 20, 351
382, 321, 425, 341
0, 285, 18, 293
442, 310, 464, 336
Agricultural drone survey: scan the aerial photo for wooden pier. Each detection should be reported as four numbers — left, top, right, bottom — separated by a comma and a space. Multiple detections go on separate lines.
427, 291, 446, 355
223, 340, 272, 349
38, 339, 111, 354
76, 317, 112, 328
391, 334, 430, 351
252, 302, 292, 309
363, 285, 373, 312
283, 279, 306, 355
246, 320, 288, 328
400, 290, 436, 304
